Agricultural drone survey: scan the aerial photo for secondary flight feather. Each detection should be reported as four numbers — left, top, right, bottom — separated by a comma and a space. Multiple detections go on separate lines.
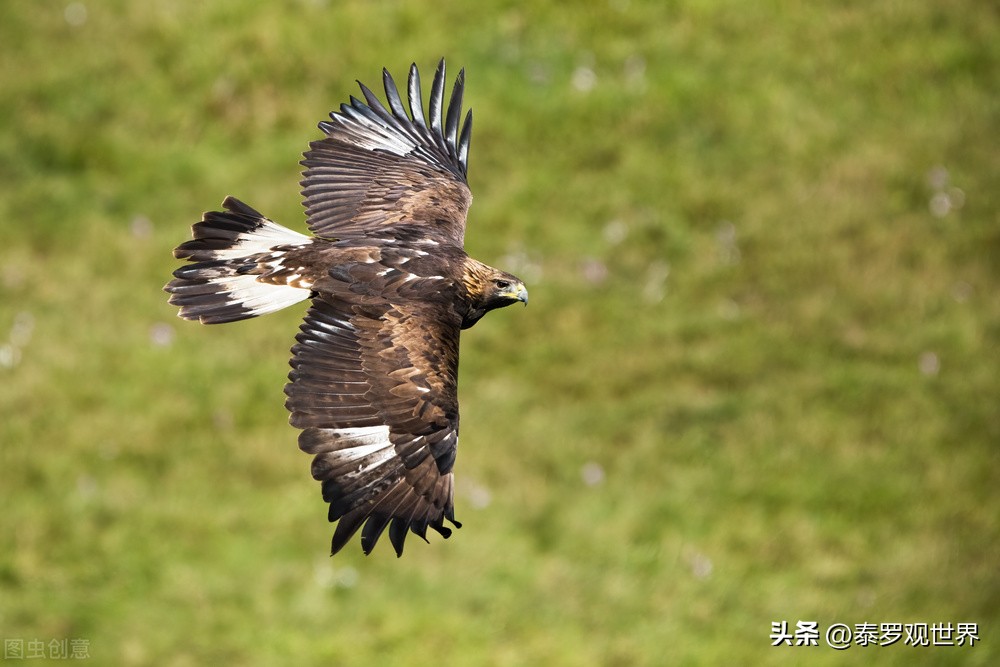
165, 60, 527, 556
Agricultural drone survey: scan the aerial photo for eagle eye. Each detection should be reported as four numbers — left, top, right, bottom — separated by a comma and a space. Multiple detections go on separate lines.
494, 279, 511, 290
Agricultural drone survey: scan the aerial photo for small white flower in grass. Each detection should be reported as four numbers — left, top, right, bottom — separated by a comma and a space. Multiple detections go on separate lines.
624, 54, 647, 92
130, 215, 153, 240
919, 351, 940, 377
212, 76, 236, 102
930, 189, 966, 218
213, 410, 234, 431
683, 545, 714, 580
925, 165, 965, 218
499, 248, 543, 285
313, 560, 358, 589
0, 312, 34, 369
10, 312, 34, 347
333, 566, 358, 589
581, 462, 605, 487
947, 186, 966, 210
0, 344, 20, 369
930, 192, 952, 218
76, 474, 98, 501
572, 66, 597, 92
690, 552, 713, 579
951, 281, 972, 303
64, 2, 87, 27
603, 219, 628, 245
580, 258, 608, 286
149, 322, 175, 347
643, 260, 670, 303
461, 479, 492, 509
313, 561, 333, 588
716, 221, 741, 265
2, 267, 25, 290
718, 299, 741, 321
926, 165, 948, 190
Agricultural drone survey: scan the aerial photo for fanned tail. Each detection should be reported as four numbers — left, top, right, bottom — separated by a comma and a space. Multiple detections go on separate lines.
165, 197, 313, 324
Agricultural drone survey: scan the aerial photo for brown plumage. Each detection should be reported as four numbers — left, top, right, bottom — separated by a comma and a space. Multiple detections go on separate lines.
164, 61, 527, 556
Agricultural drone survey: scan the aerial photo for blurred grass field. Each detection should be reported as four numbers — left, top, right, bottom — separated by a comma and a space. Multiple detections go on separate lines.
1, 1, 997, 665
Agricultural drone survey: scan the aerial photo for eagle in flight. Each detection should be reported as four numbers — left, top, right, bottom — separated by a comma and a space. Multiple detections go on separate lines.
165, 60, 527, 557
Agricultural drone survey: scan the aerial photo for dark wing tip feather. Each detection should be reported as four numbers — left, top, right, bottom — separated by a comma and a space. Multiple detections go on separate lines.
329, 508, 367, 556
382, 67, 409, 119
444, 68, 465, 160
427, 58, 450, 161
356, 81, 386, 115
388, 518, 410, 556
316, 59, 470, 179
220, 195, 264, 218
322, 479, 462, 557
357, 80, 403, 132
428, 59, 446, 138
407, 62, 426, 129
457, 109, 472, 176
302, 60, 472, 240
360, 514, 393, 555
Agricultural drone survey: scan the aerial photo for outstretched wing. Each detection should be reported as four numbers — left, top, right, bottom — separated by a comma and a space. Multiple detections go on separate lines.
301, 60, 473, 246
285, 266, 463, 556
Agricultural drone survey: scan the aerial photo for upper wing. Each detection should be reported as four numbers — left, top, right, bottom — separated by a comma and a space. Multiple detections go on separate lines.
285, 267, 463, 556
301, 60, 473, 246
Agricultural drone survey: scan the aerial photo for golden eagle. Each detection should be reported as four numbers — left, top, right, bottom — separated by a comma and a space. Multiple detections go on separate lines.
165, 61, 527, 556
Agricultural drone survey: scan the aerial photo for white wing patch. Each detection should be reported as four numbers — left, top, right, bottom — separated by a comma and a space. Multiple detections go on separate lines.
210, 219, 310, 261
310, 425, 397, 478
328, 114, 418, 157
327, 425, 392, 447
218, 273, 310, 317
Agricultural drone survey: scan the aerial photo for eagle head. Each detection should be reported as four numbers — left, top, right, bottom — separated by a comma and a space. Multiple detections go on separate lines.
460, 259, 527, 329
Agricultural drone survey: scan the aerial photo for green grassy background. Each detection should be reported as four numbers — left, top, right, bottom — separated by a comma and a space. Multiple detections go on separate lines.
2, 1, 997, 664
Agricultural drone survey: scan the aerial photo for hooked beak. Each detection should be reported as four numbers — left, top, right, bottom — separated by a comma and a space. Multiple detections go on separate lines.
502, 283, 529, 306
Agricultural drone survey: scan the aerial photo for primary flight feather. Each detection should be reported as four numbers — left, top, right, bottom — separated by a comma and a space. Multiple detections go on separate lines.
165, 60, 527, 557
